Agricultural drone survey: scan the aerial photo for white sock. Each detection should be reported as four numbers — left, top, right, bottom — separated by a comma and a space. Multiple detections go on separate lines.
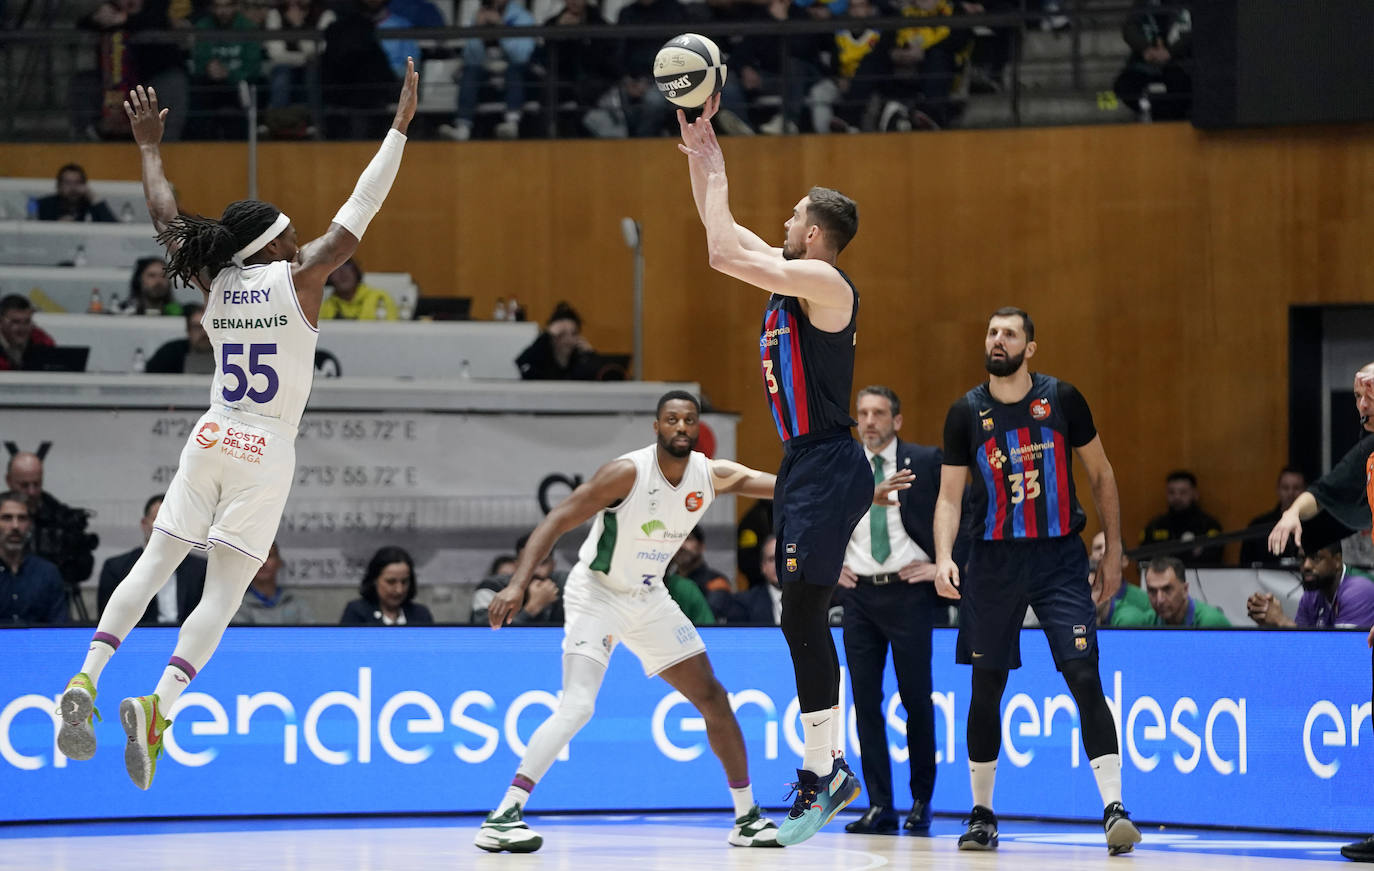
970, 760, 997, 810
1090, 754, 1122, 807
830, 704, 844, 758
498, 784, 531, 813
80, 638, 116, 685
728, 784, 754, 818
801, 709, 833, 775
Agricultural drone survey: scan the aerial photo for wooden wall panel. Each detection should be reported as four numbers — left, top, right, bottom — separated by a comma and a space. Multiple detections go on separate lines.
7, 122, 1374, 545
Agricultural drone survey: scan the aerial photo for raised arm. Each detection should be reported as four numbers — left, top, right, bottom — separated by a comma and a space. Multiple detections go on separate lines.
1075, 435, 1123, 604
678, 97, 780, 255
709, 458, 777, 500
486, 459, 638, 628
292, 58, 419, 323
678, 98, 851, 307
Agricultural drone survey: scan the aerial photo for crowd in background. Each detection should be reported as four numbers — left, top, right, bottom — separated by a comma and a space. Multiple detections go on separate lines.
55, 0, 1192, 141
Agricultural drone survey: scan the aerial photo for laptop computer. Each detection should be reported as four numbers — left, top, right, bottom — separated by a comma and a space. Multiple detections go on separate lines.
412, 297, 472, 321
26, 345, 90, 372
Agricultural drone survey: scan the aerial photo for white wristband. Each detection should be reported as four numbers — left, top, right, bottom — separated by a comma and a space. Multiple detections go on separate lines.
332, 128, 407, 238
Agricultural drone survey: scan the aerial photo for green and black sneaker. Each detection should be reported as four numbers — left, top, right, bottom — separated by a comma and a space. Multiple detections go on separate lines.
474, 803, 543, 853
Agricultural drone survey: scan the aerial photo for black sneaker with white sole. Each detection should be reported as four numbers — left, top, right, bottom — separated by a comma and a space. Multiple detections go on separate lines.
1342, 835, 1374, 862
957, 805, 998, 851
1103, 801, 1142, 855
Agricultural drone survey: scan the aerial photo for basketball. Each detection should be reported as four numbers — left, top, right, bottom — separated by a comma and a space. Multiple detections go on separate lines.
653, 34, 727, 109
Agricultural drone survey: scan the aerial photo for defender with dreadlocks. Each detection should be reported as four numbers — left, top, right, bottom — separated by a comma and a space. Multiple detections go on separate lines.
53, 62, 419, 791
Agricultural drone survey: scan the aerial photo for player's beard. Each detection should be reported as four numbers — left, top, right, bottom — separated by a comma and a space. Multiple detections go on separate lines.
782, 239, 802, 261
984, 349, 1025, 377
660, 433, 697, 458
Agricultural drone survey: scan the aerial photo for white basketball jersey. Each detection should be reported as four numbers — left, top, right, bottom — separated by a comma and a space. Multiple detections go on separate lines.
574, 445, 716, 594
204, 260, 318, 427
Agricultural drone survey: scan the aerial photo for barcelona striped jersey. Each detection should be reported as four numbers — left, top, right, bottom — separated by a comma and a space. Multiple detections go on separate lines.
759, 272, 858, 442
945, 373, 1093, 541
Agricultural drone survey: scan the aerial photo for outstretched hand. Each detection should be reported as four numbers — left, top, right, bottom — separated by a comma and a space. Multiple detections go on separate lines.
677, 93, 726, 174
124, 85, 168, 147
392, 57, 420, 134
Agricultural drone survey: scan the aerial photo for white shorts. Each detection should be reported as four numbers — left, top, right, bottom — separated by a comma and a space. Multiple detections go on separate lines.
562, 567, 707, 677
154, 407, 296, 563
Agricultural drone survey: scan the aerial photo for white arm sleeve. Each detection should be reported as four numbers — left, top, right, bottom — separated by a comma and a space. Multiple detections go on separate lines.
332, 128, 407, 238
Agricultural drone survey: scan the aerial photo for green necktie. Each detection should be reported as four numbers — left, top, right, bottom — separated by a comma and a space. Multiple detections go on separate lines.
870, 454, 891, 564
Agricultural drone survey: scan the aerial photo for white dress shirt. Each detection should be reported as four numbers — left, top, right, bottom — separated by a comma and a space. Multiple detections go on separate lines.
844, 438, 930, 575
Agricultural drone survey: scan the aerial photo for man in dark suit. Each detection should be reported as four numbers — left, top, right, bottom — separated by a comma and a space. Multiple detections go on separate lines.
840, 385, 964, 835
97, 494, 205, 625
728, 534, 781, 624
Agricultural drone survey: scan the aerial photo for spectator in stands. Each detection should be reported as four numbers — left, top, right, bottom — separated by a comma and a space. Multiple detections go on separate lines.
34, 164, 117, 222
471, 535, 565, 625
146, 303, 216, 374
487, 554, 518, 577
341, 545, 435, 624
516, 302, 601, 380
735, 497, 773, 590
807, 0, 896, 133
1248, 541, 1374, 630
0, 490, 66, 624
1140, 469, 1224, 567
121, 257, 183, 316
5, 451, 99, 594
670, 527, 733, 620
0, 295, 56, 372
437, 0, 536, 141
79, 1, 192, 141
890, 0, 971, 129
538, 0, 621, 136
606, 0, 693, 138
961, 1, 1017, 96
264, 0, 334, 118
1239, 466, 1307, 569
1113, 0, 1192, 122
189, 0, 266, 140
320, 0, 400, 138
1089, 531, 1148, 625
234, 542, 314, 624
665, 567, 717, 625
98, 493, 205, 625
1114, 555, 1230, 627
728, 533, 781, 624
319, 258, 397, 320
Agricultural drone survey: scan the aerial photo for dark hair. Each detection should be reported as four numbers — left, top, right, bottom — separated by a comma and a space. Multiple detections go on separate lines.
327, 258, 362, 288
546, 301, 581, 329
0, 294, 33, 316
183, 302, 204, 328
56, 163, 87, 183
656, 390, 700, 416
1145, 555, 1187, 584
857, 385, 900, 416
515, 532, 532, 553
359, 545, 418, 607
1166, 469, 1197, 487
159, 199, 282, 286
0, 490, 27, 513
989, 306, 1034, 342
487, 554, 517, 576
1278, 465, 1306, 483
688, 527, 704, 544
805, 186, 858, 253
129, 254, 168, 298
143, 493, 165, 516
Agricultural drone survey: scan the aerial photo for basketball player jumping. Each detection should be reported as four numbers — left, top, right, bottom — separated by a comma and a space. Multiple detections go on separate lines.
475, 391, 788, 853
679, 96, 894, 846
932, 307, 1141, 855
54, 63, 418, 790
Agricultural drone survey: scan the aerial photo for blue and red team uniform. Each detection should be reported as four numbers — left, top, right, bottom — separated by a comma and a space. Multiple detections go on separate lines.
942, 372, 1100, 671
760, 273, 873, 587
